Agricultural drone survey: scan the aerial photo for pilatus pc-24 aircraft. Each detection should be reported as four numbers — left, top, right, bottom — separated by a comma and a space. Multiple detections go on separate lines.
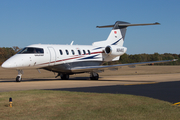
1, 21, 177, 82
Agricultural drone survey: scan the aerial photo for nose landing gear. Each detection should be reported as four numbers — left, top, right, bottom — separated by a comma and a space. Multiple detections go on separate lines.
16, 70, 23, 82
16, 75, 22, 82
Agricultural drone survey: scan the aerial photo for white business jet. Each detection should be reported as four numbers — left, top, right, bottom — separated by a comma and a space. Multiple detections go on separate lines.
1, 21, 176, 82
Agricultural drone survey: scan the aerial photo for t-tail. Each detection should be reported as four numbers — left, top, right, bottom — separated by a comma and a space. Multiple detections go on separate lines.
93, 21, 160, 61
92, 21, 160, 47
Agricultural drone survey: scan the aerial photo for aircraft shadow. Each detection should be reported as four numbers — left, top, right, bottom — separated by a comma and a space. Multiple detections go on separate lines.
45, 81, 180, 103
70, 77, 154, 82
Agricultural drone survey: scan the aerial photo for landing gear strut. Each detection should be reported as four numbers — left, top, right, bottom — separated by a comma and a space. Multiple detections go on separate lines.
16, 70, 23, 82
90, 72, 99, 80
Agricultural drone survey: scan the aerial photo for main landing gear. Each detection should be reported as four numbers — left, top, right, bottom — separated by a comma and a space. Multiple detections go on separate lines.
16, 70, 23, 82
55, 72, 99, 80
90, 72, 99, 80
61, 74, 69, 80
56, 73, 69, 80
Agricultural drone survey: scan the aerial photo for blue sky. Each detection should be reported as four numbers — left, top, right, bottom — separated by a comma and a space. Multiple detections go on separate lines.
0, 0, 180, 54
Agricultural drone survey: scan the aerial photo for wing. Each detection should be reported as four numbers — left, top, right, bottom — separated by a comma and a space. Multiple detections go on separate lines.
71, 59, 177, 73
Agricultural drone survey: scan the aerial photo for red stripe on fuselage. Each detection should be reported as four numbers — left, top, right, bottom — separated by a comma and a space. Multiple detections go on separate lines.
37, 51, 103, 66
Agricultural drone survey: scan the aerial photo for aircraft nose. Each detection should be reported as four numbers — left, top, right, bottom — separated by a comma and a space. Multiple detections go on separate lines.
1, 61, 11, 68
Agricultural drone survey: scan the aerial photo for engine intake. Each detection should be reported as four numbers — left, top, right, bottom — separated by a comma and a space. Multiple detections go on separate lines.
105, 46, 112, 55
104, 45, 127, 56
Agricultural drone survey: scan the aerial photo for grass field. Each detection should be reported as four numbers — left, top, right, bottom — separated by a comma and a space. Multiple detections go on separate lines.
1, 65, 180, 79
0, 90, 180, 120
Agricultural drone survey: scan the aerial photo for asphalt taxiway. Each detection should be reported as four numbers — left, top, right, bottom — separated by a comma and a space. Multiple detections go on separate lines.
1, 73, 180, 103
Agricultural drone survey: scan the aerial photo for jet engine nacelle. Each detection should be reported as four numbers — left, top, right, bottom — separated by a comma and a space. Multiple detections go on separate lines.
105, 46, 127, 56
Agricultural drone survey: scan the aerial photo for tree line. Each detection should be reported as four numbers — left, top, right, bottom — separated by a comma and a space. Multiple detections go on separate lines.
118, 53, 179, 65
0, 46, 21, 65
0, 47, 179, 65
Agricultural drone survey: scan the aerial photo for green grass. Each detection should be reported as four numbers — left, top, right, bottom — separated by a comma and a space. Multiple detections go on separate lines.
0, 90, 180, 120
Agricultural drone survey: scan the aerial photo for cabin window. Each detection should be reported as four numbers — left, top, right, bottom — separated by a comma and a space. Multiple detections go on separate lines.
59, 50, 63, 55
71, 50, 75, 55
88, 50, 91, 55
83, 50, 86, 55
18, 47, 44, 54
65, 50, 69, 55
78, 50, 81, 55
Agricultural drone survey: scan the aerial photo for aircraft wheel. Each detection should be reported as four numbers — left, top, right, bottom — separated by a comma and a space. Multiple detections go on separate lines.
16, 76, 22, 82
61, 74, 69, 80
90, 72, 99, 80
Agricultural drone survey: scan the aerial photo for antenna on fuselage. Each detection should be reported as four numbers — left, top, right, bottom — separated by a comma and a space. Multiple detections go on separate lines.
70, 41, 74, 45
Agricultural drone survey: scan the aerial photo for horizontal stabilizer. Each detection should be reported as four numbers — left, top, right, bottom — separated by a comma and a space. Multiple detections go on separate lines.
96, 22, 160, 28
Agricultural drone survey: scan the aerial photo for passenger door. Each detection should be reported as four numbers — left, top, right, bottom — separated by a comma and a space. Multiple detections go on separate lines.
47, 47, 56, 66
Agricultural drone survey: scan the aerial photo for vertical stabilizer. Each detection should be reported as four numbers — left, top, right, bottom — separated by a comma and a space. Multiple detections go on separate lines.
106, 21, 129, 46
93, 21, 130, 47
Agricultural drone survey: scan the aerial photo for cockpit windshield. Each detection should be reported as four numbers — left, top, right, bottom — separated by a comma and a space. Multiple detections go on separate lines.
18, 47, 44, 54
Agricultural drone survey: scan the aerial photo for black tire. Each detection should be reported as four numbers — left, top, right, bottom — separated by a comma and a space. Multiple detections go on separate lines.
16, 76, 22, 82
90, 73, 99, 80
61, 74, 69, 80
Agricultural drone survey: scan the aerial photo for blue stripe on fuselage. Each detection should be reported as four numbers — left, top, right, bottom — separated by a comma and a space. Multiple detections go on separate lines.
111, 38, 122, 45
78, 54, 99, 60
92, 47, 104, 50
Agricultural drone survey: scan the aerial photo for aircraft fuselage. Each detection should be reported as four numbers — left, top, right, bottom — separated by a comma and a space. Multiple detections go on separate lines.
2, 44, 126, 74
